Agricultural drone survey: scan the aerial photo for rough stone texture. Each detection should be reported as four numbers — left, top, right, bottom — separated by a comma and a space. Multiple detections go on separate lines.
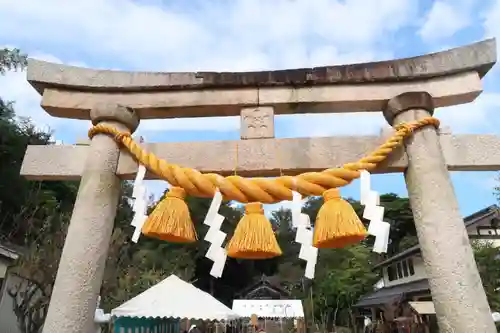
41, 107, 139, 333
90, 104, 140, 132
20, 133, 500, 180
385, 96, 496, 332
384, 91, 434, 125
39, 72, 482, 120
27, 39, 496, 94
240, 106, 275, 139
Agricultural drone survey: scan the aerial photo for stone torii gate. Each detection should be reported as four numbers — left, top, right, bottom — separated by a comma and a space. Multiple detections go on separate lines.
21, 39, 498, 333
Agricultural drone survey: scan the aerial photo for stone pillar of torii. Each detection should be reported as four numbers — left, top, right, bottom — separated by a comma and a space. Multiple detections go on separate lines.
20, 39, 499, 333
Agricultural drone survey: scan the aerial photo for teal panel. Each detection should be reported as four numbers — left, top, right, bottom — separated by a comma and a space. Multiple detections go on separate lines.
114, 317, 180, 333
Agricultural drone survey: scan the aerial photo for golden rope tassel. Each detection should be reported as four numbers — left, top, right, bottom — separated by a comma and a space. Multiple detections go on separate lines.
141, 187, 197, 243
313, 188, 367, 248
226, 202, 282, 259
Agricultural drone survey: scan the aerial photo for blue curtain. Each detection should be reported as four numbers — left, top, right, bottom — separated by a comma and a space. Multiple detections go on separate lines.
113, 316, 180, 333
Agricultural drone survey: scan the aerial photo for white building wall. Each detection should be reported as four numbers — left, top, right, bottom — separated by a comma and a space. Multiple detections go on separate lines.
0, 273, 24, 333
382, 218, 500, 288
382, 255, 427, 287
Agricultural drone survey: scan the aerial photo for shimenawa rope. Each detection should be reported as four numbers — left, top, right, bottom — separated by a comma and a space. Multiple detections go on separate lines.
88, 117, 439, 204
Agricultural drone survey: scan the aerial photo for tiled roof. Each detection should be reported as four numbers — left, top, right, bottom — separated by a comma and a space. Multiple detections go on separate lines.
354, 279, 430, 308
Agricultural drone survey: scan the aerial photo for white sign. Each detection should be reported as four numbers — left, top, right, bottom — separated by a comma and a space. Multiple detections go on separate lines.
232, 300, 304, 318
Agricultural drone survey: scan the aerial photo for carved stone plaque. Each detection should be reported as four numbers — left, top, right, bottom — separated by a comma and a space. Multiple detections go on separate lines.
240, 106, 275, 139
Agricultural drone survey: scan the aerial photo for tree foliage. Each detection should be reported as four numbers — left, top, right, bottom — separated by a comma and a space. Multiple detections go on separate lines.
313, 246, 379, 330
0, 48, 27, 74
473, 241, 500, 311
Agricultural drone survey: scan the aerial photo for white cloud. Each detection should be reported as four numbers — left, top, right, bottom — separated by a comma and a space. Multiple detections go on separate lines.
0, 0, 417, 71
418, 0, 475, 43
0, 0, 419, 140
436, 92, 500, 134
0, 52, 87, 138
483, 0, 500, 57
0, 0, 498, 142
484, 0, 500, 35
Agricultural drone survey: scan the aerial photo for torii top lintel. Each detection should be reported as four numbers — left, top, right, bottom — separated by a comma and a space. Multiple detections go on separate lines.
27, 39, 496, 120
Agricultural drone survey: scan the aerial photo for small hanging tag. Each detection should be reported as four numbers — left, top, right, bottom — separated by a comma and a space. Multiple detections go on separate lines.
132, 194, 147, 215
295, 226, 313, 246
204, 215, 225, 241
207, 245, 225, 265
132, 185, 145, 202
210, 249, 227, 278
366, 190, 380, 206
368, 219, 384, 236
300, 213, 311, 228
206, 229, 226, 249
299, 245, 318, 263
363, 204, 384, 223
131, 214, 147, 243
131, 230, 141, 243
359, 170, 392, 253
132, 165, 147, 198
373, 221, 390, 253
203, 189, 228, 278
204, 190, 223, 226
305, 261, 316, 279
206, 242, 222, 261
360, 170, 371, 205
133, 165, 147, 184
292, 191, 302, 228
130, 138, 149, 243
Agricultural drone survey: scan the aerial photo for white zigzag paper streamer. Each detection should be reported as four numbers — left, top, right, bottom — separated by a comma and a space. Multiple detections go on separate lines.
360, 170, 390, 253
292, 191, 318, 279
130, 137, 148, 243
203, 190, 227, 278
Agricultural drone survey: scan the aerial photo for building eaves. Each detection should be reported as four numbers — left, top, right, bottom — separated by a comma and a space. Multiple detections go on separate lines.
373, 205, 499, 270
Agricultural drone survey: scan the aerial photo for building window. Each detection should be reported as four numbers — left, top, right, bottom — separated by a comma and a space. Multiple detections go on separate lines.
477, 226, 500, 237
387, 265, 396, 281
402, 260, 409, 277
396, 262, 403, 278
408, 258, 415, 275
386, 258, 416, 282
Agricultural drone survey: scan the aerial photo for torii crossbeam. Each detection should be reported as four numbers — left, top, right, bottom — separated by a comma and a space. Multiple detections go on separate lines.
21, 39, 498, 333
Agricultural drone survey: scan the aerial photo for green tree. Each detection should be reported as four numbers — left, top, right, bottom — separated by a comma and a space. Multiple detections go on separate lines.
0, 48, 70, 332
270, 207, 304, 294
299, 193, 415, 330
0, 48, 27, 74
267, 200, 381, 331
473, 241, 500, 311
313, 245, 379, 331
0, 49, 200, 331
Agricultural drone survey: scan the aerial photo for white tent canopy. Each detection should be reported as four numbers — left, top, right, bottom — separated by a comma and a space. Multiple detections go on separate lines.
112, 274, 239, 321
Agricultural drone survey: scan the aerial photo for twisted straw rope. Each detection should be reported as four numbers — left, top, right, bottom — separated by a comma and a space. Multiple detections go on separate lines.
88, 117, 439, 204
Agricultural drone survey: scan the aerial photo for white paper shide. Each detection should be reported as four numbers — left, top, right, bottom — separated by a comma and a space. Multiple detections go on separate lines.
360, 170, 390, 253
130, 136, 149, 243
292, 190, 318, 279
203, 190, 228, 278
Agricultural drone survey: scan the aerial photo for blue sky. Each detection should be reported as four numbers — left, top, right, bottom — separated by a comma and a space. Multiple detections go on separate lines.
0, 0, 499, 217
